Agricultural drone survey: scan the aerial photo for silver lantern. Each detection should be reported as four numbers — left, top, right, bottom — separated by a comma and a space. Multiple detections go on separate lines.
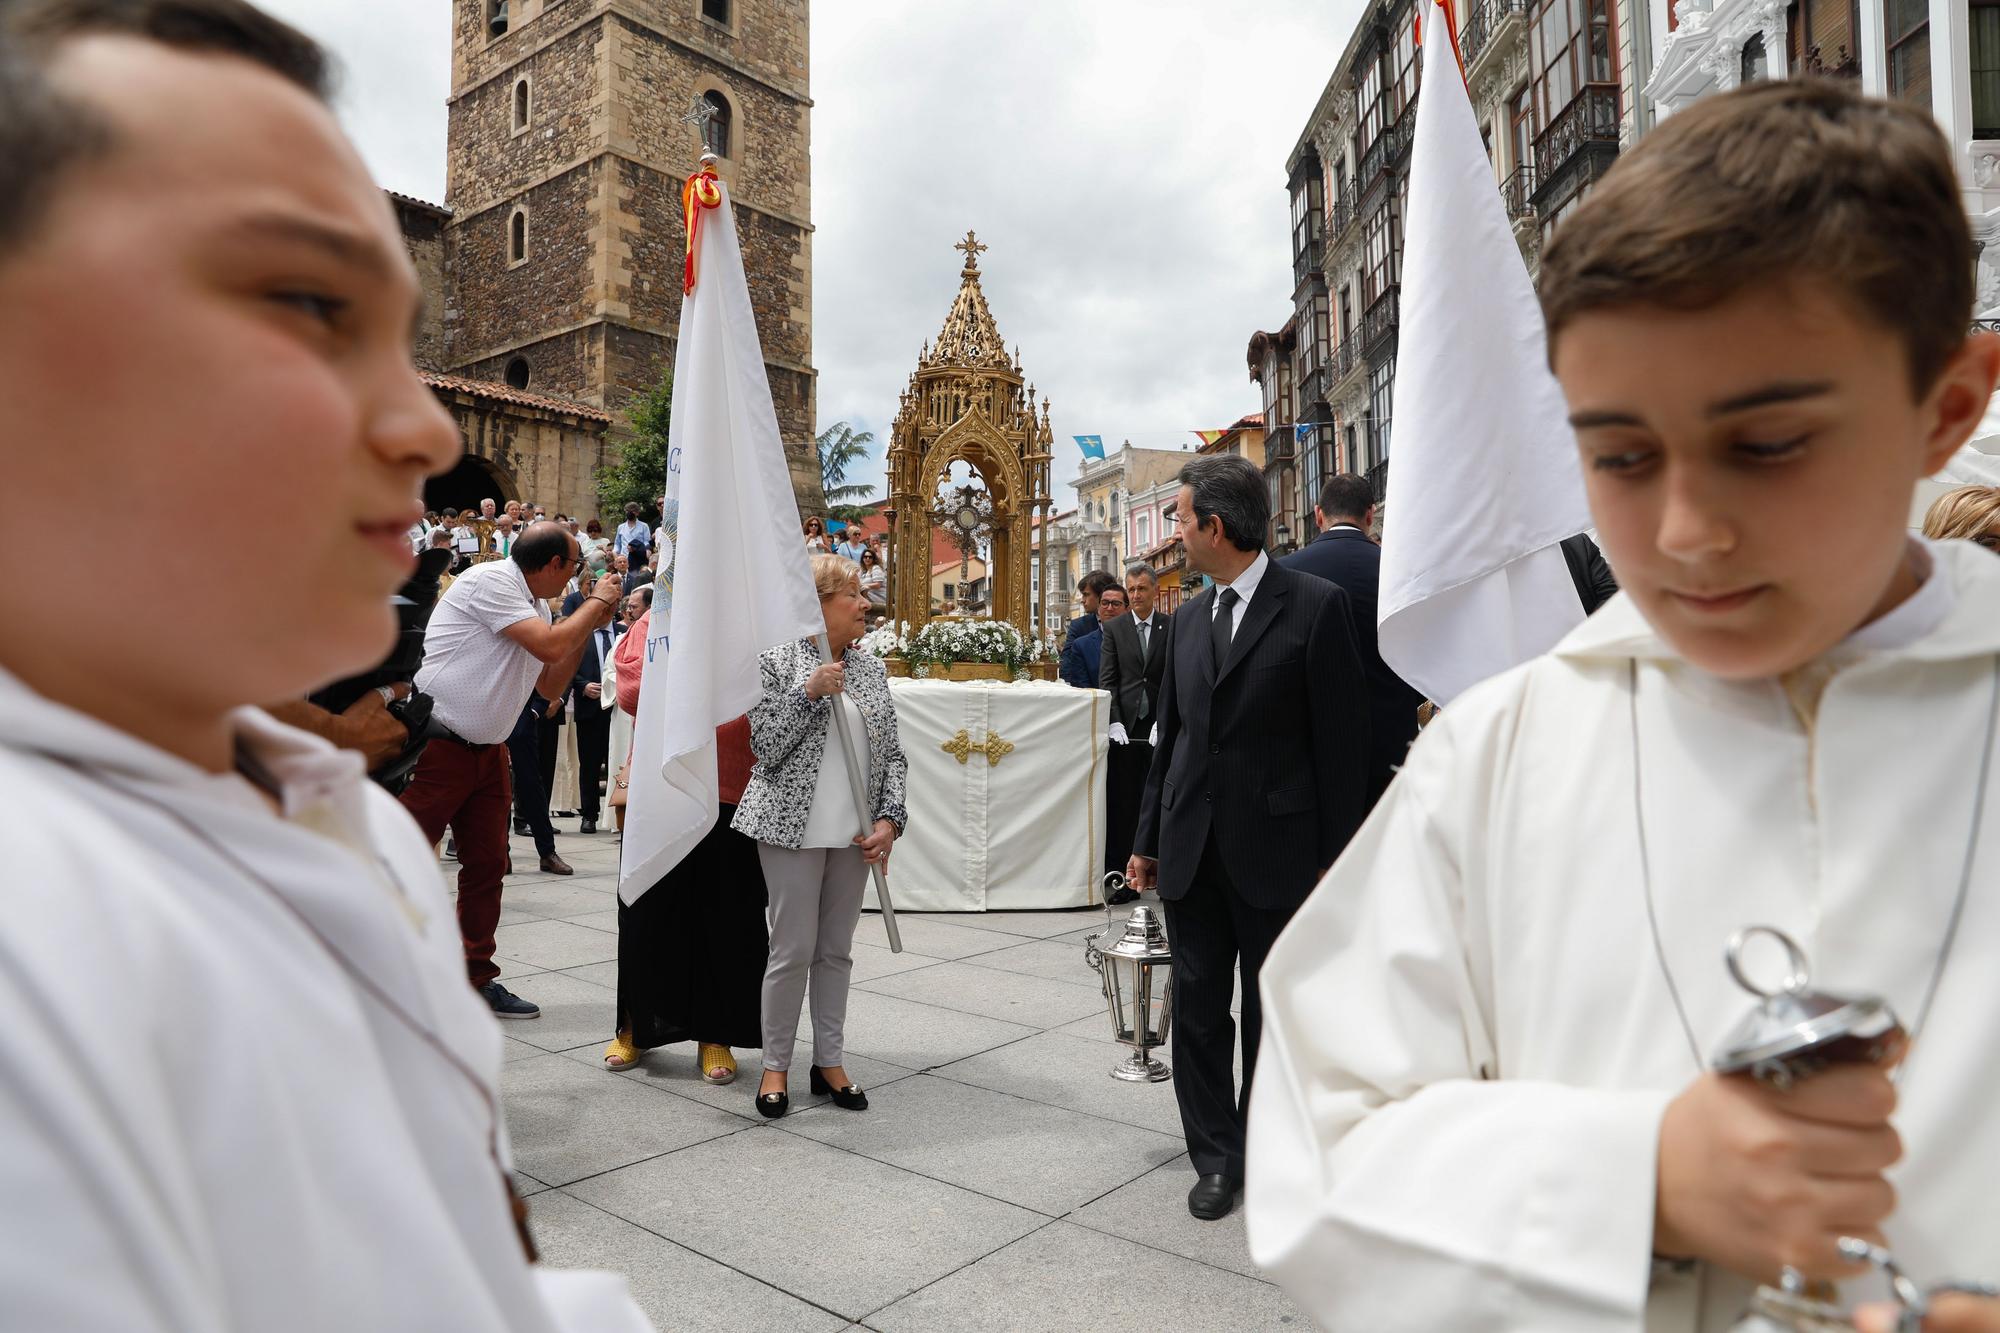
1083, 895, 1173, 1083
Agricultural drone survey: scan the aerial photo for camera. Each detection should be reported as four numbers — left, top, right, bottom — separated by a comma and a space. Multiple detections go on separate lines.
309, 545, 455, 793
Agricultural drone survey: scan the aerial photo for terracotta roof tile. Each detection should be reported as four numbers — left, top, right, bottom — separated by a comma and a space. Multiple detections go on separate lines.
386, 189, 451, 217
421, 371, 613, 423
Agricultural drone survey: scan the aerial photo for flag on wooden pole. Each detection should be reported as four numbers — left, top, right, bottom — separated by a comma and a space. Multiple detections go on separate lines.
1377, 0, 1592, 705
619, 167, 824, 903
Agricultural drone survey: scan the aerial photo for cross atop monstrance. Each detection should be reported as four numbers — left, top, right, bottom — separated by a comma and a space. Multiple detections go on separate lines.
955, 230, 989, 274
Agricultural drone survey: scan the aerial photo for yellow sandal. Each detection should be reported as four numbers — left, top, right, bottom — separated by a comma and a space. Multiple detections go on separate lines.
698, 1043, 737, 1085
603, 1030, 644, 1071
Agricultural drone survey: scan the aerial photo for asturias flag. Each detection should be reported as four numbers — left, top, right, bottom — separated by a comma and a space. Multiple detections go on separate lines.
619, 170, 824, 903
1376, 0, 1591, 705
1074, 435, 1107, 461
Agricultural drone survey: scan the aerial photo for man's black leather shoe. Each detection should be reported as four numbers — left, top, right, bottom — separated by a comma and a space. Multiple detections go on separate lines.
579, 818, 597, 834
1187, 1174, 1239, 1221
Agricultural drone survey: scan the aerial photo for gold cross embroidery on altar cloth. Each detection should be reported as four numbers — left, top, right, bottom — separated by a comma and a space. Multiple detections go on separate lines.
940, 728, 1014, 767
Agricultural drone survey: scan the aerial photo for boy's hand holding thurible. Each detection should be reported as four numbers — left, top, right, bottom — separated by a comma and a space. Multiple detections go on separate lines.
1656, 1047, 1904, 1285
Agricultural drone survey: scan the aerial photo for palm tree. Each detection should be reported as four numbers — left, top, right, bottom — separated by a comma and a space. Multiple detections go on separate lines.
817, 421, 877, 524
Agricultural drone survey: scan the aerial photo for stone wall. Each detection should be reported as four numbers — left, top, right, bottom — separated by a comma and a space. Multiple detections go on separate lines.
457, 325, 603, 403
447, 18, 607, 218
436, 392, 615, 525
447, 161, 601, 376
391, 196, 450, 371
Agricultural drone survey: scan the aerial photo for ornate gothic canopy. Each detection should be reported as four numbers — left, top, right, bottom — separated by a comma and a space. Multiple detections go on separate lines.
884, 234, 1055, 634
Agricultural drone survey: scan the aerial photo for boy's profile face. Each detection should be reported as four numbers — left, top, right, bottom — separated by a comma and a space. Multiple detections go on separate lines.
0, 35, 460, 715
1552, 282, 1998, 678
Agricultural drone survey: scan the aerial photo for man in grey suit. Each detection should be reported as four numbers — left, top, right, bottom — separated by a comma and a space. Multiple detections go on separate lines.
1098, 562, 1169, 899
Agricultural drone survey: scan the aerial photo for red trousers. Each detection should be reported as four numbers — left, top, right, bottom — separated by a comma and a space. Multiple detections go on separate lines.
400, 738, 512, 987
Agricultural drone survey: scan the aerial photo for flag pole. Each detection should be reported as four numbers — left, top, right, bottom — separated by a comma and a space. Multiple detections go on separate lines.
814, 631, 904, 953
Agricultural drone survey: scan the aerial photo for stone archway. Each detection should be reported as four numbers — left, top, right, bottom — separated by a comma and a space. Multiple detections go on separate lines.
424, 451, 517, 517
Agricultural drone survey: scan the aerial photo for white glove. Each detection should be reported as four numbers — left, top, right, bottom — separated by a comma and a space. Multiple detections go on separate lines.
1108, 723, 1129, 745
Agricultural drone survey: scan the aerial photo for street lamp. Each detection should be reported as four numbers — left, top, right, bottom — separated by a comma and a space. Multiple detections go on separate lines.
1083, 895, 1174, 1082
1274, 518, 1292, 553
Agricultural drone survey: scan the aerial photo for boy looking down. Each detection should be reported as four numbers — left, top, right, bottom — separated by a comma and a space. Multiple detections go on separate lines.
1247, 80, 2000, 1331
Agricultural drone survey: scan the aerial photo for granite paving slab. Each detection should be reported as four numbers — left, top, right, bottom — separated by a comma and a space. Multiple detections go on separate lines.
852, 914, 1017, 961
775, 1073, 1183, 1216
493, 917, 622, 972
558, 1044, 921, 1123
565, 1128, 1045, 1321
489, 970, 619, 1054
855, 959, 1107, 1031
525, 1190, 849, 1333
831, 988, 1038, 1070
866, 1220, 1318, 1331
961, 936, 1115, 989
500, 1053, 746, 1186
933, 1029, 1189, 1139
1069, 1153, 1268, 1280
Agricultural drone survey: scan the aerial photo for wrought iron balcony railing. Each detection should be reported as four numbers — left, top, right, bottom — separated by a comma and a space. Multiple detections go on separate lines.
1293, 239, 1324, 289
1331, 192, 1356, 240
1331, 337, 1358, 384
1367, 455, 1390, 503
1533, 85, 1620, 186
1361, 286, 1400, 352
1502, 165, 1536, 221
1460, 0, 1527, 70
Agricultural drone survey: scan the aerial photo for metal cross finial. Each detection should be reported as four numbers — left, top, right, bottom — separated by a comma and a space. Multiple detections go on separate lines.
954, 230, 989, 268
682, 95, 719, 154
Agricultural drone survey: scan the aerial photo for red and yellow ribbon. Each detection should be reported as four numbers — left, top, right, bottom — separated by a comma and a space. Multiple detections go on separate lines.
1415, 0, 1468, 85
682, 167, 723, 294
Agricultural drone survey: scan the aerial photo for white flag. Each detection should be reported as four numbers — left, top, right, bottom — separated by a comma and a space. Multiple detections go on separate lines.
619, 176, 823, 904
1377, 0, 1592, 705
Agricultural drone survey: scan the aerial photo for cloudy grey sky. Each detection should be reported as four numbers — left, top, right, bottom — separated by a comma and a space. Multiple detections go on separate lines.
263, 1, 1359, 505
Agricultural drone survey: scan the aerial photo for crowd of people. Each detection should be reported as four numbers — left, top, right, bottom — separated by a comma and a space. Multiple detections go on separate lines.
16, 4, 2000, 1331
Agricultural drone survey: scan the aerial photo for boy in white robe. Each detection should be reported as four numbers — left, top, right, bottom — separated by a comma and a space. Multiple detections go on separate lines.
0, 3, 649, 1328
1245, 81, 2000, 1332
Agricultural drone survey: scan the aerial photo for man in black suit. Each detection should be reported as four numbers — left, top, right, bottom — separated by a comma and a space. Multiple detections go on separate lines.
568, 613, 617, 832
1065, 569, 1118, 649
1128, 455, 1371, 1222
1280, 474, 1426, 802
1098, 563, 1169, 898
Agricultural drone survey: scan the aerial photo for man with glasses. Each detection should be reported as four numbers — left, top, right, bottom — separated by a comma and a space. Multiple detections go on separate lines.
403, 521, 621, 1018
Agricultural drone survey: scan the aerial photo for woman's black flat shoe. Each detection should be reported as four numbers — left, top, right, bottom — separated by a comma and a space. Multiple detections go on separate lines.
810, 1066, 868, 1110
755, 1091, 789, 1119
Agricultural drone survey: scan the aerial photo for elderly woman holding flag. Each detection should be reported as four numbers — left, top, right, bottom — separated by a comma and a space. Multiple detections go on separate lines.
734, 553, 908, 1118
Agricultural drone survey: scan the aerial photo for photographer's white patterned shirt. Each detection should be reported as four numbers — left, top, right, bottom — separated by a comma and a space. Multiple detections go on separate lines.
414, 560, 549, 744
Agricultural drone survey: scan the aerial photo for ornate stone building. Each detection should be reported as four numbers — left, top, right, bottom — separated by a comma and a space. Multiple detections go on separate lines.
883, 236, 1055, 635
395, 0, 822, 522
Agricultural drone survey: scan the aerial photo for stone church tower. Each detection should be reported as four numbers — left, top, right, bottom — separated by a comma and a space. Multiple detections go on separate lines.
442, 0, 822, 506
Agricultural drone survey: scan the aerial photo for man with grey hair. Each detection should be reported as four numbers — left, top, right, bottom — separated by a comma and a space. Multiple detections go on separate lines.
1128, 454, 1371, 1222
1098, 560, 1169, 899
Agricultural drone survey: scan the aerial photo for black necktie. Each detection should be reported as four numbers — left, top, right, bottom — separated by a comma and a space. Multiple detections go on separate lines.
1210, 588, 1239, 672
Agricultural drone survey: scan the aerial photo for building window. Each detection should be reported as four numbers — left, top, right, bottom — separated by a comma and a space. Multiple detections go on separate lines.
512, 78, 530, 132
1975, 0, 2000, 136
1136, 513, 1151, 551
508, 207, 528, 265
1370, 358, 1397, 464
1531, 0, 1620, 131
1358, 54, 1386, 152
1362, 201, 1399, 305
702, 0, 731, 24
1509, 84, 1534, 172
487, 0, 508, 39
1392, 7, 1421, 119
1886, 0, 1930, 103
1345, 423, 1359, 473
505, 356, 532, 390
702, 89, 733, 158
1740, 33, 1769, 81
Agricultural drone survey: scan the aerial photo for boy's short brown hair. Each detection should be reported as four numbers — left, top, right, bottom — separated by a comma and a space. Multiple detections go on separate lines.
0, 0, 329, 254
1538, 80, 1973, 397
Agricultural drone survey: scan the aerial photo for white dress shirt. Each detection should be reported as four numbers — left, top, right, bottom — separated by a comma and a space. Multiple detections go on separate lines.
414, 560, 550, 744
1209, 548, 1269, 638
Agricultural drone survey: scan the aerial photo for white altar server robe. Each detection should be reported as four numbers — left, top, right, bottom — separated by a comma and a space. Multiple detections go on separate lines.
0, 669, 652, 1333
1247, 540, 2000, 1332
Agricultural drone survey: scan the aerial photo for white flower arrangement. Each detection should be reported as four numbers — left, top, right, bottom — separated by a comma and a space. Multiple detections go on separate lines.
904, 618, 1043, 673
858, 624, 908, 659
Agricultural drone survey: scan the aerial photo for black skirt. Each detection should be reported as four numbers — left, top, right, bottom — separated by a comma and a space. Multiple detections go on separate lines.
616, 802, 769, 1050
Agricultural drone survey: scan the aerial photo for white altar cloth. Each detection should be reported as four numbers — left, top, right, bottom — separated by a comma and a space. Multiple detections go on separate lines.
866, 678, 1110, 912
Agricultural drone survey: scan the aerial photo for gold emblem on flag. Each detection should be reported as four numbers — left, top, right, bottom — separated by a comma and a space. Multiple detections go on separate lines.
941, 728, 1014, 767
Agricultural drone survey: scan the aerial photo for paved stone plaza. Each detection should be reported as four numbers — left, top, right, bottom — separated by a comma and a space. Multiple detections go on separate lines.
471, 822, 1319, 1331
